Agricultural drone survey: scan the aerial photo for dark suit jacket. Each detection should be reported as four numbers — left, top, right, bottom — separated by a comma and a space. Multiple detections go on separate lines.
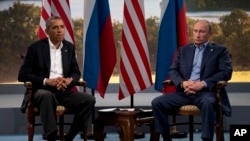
18, 38, 81, 113
169, 43, 233, 116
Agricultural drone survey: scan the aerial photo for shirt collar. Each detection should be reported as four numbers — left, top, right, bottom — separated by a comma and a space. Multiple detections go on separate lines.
48, 38, 63, 50
194, 41, 209, 49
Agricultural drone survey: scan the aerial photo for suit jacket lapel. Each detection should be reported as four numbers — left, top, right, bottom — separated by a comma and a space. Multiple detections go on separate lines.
43, 40, 51, 72
61, 45, 68, 75
201, 43, 214, 70
186, 45, 196, 78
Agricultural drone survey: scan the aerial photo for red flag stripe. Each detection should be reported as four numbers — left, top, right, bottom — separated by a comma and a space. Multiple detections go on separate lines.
123, 5, 149, 85
38, 0, 51, 39
38, 0, 74, 45
124, 4, 152, 82
119, 0, 152, 100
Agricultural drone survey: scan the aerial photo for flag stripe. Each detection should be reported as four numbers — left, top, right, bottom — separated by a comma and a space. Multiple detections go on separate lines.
123, 9, 146, 89
124, 1, 151, 87
119, 0, 152, 100
38, 0, 74, 45
38, 0, 51, 39
154, 0, 188, 92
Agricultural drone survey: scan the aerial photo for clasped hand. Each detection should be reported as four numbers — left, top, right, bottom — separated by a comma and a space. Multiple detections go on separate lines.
45, 77, 73, 91
182, 80, 205, 95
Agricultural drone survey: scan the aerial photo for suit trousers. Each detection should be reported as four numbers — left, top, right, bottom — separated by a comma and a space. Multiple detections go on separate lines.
33, 89, 95, 139
151, 91, 216, 141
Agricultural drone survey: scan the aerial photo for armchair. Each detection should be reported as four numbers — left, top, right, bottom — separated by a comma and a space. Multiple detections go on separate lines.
162, 80, 227, 141
24, 80, 87, 141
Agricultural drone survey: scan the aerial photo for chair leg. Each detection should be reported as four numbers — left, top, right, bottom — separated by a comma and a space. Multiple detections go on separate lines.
59, 115, 64, 141
216, 117, 224, 141
216, 125, 224, 141
82, 129, 88, 141
27, 114, 35, 141
149, 122, 160, 141
189, 115, 194, 141
27, 123, 34, 141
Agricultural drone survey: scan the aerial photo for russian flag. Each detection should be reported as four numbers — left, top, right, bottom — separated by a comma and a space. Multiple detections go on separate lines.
154, 0, 188, 92
83, 0, 116, 98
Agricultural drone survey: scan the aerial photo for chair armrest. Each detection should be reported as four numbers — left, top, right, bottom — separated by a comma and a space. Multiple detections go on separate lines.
162, 80, 174, 93
24, 81, 33, 103
217, 81, 227, 88
76, 80, 86, 87
162, 80, 173, 86
216, 80, 227, 107
24, 81, 32, 88
76, 80, 87, 92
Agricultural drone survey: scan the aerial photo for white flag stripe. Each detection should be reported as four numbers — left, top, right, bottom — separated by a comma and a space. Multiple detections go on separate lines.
160, 0, 170, 21
125, 0, 150, 67
40, 18, 46, 31
119, 70, 131, 97
64, 29, 73, 43
119, 0, 152, 99
120, 45, 140, 92
83, 0, 96, 73
123, 11, 151, 87
125, 0, 148, 50
43, 0, 51, 13
122, 20, 151, 87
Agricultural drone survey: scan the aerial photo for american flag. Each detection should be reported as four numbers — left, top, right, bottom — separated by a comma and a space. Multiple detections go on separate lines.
37, 0, 74, 44
118, 0, 152, 100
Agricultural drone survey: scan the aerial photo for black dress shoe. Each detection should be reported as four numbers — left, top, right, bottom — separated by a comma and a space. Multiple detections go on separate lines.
64, 134, 74, 141
46, 130, 57, 141
162, 133, 172, 141
202, 138, 211, 141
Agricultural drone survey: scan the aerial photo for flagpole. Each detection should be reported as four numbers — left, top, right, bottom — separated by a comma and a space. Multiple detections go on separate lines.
130, 94, 146, 139
130, 95, 134, 108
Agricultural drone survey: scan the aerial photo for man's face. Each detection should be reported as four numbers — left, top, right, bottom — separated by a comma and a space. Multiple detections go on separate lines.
192, 21, 211, 46
45, 19, 65, 43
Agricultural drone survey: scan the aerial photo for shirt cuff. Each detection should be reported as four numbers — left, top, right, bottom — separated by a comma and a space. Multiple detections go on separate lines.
43, 78, 47, 86
202, 81, 207, 88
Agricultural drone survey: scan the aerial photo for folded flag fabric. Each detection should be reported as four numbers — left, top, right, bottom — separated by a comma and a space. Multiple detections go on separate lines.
155, 0, 188, 92
119, 0, 153, 100
83, 0, 116, 98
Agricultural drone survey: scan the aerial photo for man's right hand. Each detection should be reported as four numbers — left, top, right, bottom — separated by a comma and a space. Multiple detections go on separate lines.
183, 80, 205, 95
45, 78, 59, 87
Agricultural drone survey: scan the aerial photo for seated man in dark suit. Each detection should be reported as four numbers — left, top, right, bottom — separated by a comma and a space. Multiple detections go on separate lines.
151, 20, 232, 141
18, 16, 95, 141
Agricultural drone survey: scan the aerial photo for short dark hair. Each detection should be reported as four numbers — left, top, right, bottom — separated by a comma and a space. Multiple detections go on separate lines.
196, 20, 213, 33
45, 16, 62, 28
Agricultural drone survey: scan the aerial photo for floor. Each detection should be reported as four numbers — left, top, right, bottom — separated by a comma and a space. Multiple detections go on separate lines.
0, 132, 229, 141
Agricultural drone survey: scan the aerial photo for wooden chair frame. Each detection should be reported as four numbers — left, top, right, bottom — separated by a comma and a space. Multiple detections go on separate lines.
162, 80, 227, 141
24, 80, 86, 141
